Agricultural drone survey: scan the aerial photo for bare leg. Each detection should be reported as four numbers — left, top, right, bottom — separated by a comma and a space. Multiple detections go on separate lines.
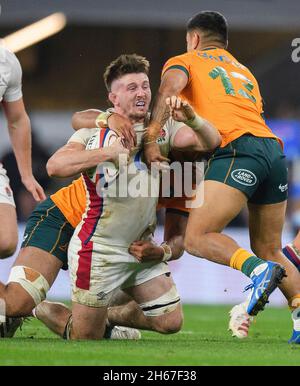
229, 204, 300, 339
0, 247, 62, 316
71, 302, 107, 340
293, 230, 300, 250
38, 302, 108, 340
35, 289, 132, 338
36, 273, 183, 338
35, 272, 182, 338
108, 274, 183, 334
35, 295, 108, 341
108, 289, 132, 306
34, 301, 71, 337
185, 181, 247, 263
248, 202, 300, 300
0, 204, 18, 258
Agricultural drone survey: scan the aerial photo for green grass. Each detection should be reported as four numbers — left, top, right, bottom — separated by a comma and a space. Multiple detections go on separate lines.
0, 305, 299, 366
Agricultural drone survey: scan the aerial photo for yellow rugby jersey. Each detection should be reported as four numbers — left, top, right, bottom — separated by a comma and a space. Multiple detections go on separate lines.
51, 177, 86, 228
162, 48, 282, 148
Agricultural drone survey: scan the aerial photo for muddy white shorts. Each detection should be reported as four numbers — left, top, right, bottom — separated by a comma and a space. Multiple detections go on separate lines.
68, 236, 170, 307
0, 164, 15, 207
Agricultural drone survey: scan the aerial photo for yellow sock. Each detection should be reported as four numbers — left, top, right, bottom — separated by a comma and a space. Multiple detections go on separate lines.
288, 294, 300, 310
230, 248, 254, 271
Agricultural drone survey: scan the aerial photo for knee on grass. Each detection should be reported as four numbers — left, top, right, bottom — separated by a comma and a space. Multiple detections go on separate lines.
149, 314, 183, 334
5, 266, 50, 316
3, 283, 35, 317
139, 287, 183, 334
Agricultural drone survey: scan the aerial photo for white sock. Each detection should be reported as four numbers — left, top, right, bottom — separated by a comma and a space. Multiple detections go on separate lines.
0, 298, 6, 323
292, 307, 300, 331
32, 307, 37, 319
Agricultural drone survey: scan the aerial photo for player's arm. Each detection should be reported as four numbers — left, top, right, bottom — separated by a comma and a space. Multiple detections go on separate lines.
147, 69, 188, 140
47, 132, 128, 178
168, 96, 221, 152
72, 109, 136, 149
129, 210, 187, 263
144, 68, 188, 165
2, 98, 46, 201
162, 209, 188, 260
71, 109, 101, 130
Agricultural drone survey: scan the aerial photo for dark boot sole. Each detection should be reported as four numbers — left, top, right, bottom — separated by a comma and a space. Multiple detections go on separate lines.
249, 265, 286, 316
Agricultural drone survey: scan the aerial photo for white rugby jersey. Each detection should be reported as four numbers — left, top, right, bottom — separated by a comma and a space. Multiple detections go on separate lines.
68, 117, 182, 256
0, 46, 22, 103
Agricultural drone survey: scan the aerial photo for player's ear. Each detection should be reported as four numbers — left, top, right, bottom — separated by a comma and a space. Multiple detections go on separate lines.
187, 30, 200, 51
193, 31, 201, 50
109, 92, 117, 106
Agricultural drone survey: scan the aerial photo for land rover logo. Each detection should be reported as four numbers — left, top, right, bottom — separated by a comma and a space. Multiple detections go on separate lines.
231, 169, 257, 186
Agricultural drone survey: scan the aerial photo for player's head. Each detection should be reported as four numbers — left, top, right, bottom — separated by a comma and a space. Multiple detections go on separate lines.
104, 54, 151, 123
186, 11, 228, 51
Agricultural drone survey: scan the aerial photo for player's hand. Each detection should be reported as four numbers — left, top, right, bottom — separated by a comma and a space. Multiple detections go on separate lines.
143, 141, 170, 171
108, 113, 136, 150
22, 175, 46, 202
166, 96, 195, 123
129, 240, 164, 262
107, 137, 130, 166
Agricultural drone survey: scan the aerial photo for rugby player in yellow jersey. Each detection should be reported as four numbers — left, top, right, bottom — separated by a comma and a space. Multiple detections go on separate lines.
143, 11, 300, 343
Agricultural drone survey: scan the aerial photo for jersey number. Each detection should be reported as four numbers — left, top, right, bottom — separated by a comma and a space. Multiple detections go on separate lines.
209, 66, 256, 104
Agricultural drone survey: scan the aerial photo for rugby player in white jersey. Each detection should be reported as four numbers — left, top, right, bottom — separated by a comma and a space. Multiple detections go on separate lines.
36, 53, 220, 340
0, 46, 45, 259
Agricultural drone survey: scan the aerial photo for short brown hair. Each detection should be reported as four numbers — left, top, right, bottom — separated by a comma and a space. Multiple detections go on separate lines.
104, 54, 150, 91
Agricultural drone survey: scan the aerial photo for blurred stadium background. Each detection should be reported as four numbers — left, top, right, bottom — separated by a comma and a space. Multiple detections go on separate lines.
0, 0, 300, 306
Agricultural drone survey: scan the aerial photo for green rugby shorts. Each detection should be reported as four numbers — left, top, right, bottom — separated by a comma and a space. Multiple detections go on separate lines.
205, 135, 288, 204
21, 197, 74, 270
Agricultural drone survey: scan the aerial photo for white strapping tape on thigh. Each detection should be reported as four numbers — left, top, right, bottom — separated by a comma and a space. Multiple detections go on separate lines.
7, 266, 50, 306
139, 285, 180, 317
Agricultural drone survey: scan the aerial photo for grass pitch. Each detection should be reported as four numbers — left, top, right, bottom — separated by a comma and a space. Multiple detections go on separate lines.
0, 305, 299, 366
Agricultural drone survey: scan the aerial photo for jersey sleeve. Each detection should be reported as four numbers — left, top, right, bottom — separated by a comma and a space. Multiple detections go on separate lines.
161, 55, 191, 81
3, 51, 23, 102
67, 128, 98, 146
164, 117, 184, 148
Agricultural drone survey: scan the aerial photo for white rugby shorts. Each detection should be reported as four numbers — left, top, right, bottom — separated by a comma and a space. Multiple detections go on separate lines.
0, 164, 15, 207
68, 236, 170, 307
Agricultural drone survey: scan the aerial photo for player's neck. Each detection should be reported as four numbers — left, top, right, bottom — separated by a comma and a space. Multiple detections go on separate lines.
130, 116, 146, 125
113, 107, 146, 125
199, 42, 225, 51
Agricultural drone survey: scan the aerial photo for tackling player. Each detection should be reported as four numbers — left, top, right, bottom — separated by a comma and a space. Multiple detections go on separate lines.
143, 11, 300, 343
